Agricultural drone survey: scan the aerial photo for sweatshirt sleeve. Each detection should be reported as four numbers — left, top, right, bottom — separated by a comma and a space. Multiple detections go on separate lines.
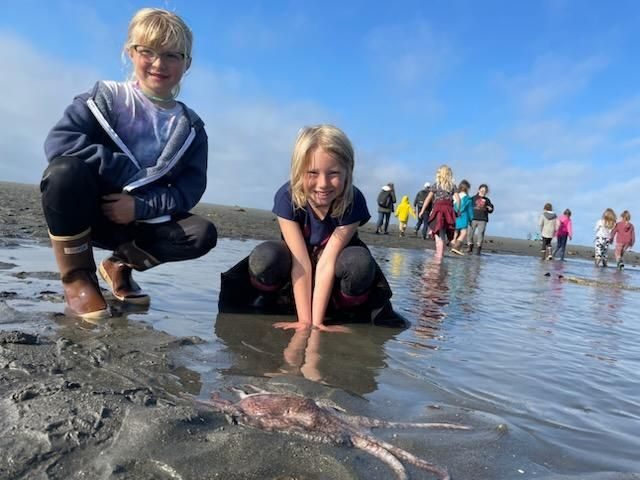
568, 219, 573, 238
632, 225, 636, 247
44, 93, 138, 191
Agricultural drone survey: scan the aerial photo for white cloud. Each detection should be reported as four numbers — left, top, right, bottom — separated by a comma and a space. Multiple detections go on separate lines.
222, 10, 309, 50
511, 119, 606, 158
0, 32, 101, 184
366, 20, 454, 88
364, 19, 455, 116
495, 53, 609, 114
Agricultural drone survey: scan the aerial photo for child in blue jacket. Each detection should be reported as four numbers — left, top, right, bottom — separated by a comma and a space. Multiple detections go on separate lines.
41, 8, 216, 320
451, 180, 473, 255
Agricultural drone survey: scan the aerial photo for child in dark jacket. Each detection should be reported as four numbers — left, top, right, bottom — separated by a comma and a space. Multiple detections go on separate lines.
41, 8, 217, 320
467, 184, 494, 255
610, 210, 635, 270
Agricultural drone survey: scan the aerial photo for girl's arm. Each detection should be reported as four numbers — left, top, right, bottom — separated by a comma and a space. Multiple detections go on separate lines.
568, 219, 573, 239
312, 222, 359, 331
418, 192, 434, 218
273, 218, 314, 331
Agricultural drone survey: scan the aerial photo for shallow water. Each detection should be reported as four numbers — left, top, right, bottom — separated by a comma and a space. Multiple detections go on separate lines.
1, 238, 639, 476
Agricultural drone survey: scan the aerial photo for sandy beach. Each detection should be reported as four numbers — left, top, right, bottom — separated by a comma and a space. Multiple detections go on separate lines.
1, 180, 639, 480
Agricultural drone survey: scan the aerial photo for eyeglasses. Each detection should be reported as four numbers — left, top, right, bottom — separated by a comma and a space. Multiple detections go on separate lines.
132, 45, 188, 65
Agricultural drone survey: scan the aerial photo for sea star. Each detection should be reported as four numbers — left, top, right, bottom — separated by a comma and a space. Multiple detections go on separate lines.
194, 386, 471, 480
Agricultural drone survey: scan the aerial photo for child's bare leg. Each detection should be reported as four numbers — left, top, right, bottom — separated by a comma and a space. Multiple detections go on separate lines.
451, 230, 459, 245
456, 228, 468, 248
434, 230, 445, 259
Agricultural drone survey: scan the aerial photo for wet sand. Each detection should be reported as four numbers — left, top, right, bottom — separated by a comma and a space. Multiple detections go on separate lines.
1, 180, 639, 480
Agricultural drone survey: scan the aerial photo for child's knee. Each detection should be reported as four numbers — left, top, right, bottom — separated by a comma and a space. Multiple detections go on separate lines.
41, 156, 95, 195
335, 246, 376, 296
248, 241, 291, 290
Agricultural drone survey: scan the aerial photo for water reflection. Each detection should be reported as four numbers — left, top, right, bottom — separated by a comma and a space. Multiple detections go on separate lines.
415, 259, 449, 342
214, 312, 402, 395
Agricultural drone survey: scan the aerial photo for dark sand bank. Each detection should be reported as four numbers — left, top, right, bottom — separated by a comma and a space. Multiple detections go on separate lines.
2, 180, 640, 479
4, 181, 637, 265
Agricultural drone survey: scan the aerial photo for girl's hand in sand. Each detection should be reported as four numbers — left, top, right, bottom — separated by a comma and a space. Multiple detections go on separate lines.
273, 321, 312, 331
102, 194, 135, 225
313, 324, 352, 334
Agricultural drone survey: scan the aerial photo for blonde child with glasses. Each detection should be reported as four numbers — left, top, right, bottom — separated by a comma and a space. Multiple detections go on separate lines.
41, 8, 216, 320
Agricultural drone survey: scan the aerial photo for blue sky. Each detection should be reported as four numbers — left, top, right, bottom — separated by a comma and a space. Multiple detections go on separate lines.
2, 0, 639, 245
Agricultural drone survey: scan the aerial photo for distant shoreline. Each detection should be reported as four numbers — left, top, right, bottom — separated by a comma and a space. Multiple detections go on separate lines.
1, 181, 637, 265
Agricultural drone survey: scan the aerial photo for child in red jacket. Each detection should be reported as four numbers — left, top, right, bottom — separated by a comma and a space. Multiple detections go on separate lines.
610, 210, 635, 270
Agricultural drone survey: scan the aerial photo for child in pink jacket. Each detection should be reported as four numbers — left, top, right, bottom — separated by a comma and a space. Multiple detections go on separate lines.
610, 210, 635, 270
553, 209, 573, 260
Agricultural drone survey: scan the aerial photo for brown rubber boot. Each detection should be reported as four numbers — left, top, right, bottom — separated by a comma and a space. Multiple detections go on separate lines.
115, 241, 161, 272
100, 241, 160, 305
50, 229, 109, 320
99, 256, 150, 306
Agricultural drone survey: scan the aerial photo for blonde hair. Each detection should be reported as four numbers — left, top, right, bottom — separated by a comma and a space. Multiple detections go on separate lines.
290, 125, 354, 219
621, 210, 631, 222
435, 165, 455, 192
125, 8, 193, 96
602, 208, 617, 229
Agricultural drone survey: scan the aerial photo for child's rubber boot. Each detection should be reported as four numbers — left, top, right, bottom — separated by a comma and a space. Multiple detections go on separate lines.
50, 229, 110, 320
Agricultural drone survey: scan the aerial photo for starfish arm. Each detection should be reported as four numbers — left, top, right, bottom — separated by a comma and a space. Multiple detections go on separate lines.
336, 412, 471, 431
351, 435, 408, 480
365, 435, 450, 480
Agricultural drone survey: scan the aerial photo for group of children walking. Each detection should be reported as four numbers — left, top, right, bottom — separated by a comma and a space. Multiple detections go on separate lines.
594, 209, 635, 269
538, 205, 635, 270
387, 172, 494, 261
